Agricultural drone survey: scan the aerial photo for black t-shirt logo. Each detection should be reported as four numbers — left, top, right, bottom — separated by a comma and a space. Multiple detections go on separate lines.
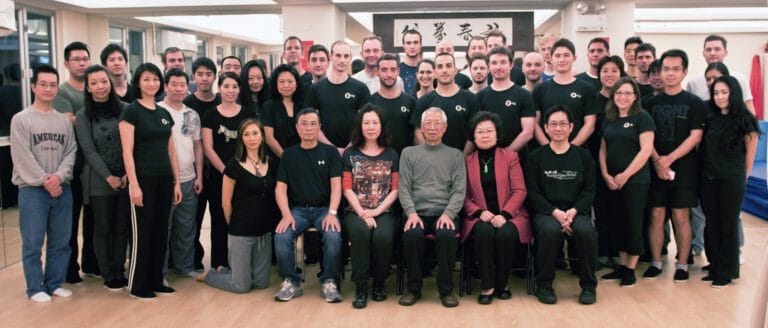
344, 92, 356, 99
623, 122, 634, 128
161, 118, 170, 125
217, 125, 238, 143
455, 105, 466, 112
505, 100, 516, 107
570, 92, 582, 99
400, 106, 409, 113
318, 160, 326, 165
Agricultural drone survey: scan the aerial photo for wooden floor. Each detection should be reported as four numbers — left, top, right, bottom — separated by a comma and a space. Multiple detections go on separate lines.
0, 212, 766, 328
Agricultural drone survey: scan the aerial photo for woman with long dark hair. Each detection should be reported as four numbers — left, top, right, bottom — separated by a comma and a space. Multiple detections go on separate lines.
699, 75, 759, 288
239, 60, 269, 117
198, 118, 278, 292
119, 63, 182, 300
413, 59, 436, 99
75, 65, 130, 291
262, 64, 304, 158
598, 77, 655, 287
342, 104, 399, 308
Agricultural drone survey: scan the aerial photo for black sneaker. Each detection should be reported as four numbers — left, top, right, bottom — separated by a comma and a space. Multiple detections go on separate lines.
712, 279, 731, 289
620, 269, 636, 287
371, 284, 386, 302
702, 264, 711, 271
154, 286, 175, 295
352, 284, 367, 309
536, 287, 557, 305
578, 288, 597, 305
643, 266, 662, 279
701, 275, 714, 282
104, 279, 124, 292
66, 274, 84, 285
130, 290, 157, 301
673, 269, 689, 282
601, 266, 625, 281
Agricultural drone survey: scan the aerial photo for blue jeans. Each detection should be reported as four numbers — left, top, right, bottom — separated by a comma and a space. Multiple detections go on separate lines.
274, 206, 341, 285
165, 180, 197, 275
19, 185, 73, 297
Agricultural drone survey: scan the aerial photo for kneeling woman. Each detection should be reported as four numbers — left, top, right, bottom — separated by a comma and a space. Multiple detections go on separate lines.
199, 118, 278, 292
462, 111, 530, 304
342, 104, 399, 309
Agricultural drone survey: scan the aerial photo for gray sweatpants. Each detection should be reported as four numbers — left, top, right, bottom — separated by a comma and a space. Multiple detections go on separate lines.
204, 233, 271, 293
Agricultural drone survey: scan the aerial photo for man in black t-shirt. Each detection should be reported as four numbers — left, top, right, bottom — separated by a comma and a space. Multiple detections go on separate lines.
641, 49, 705, 282
369, 53, 416, 154
435, 40, 473, 90
410, 52, 478, 154
532, 38, 598, 148
634, 43, 657, 98
477, 47, 535, 151
273, 108, 343, 303
485, 30, 526, 86
575, 37, 609, 92
308, 44, 330, 85
305, 40, 371, 154
283, 36, 313, 85
522, 52, 545, 93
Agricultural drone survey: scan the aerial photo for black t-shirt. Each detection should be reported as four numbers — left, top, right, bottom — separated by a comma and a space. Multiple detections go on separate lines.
575, 72, 601, 93
476, 84, 535, 148
300, 71, 313, 86
202, 107, 253, 166
278, 143, 342, 207
455, 74, 472, 89
261, 99, 301, 150
586, 93, 610, 159
224, 158, 279, 236
119, 101, 174, 176
370, 92, 416, 154
342, 147, 399, 210
532, 79, 598, 142
642, 91, 706, 188
700, 107, 758, 180
183, 93, 221, 122
639, 83, 654, 99
602, 110, 656, 185
524, 144, 595, 216
411, 89, 479, 150
305, 77, 371, 147
119, 84, 136, 103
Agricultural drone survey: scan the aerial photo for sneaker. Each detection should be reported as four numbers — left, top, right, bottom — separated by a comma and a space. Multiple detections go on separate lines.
712, 279, 731, 289
578, 288, 597, 305
352, 284, 367, 309
274, 278, 303, 302
601, 266, 625, 281
130, 290, 157, 301
321, 279, 342, 303
620, 269, 636, 287
673, 269, 689, 282
154, 286, 175, 295
104, 279, 124, 292
52, 287, 73, 298
643, 266, 662, 279
536, 286, 557, 305
701, 275, 714, 282
29, 292, 52, 303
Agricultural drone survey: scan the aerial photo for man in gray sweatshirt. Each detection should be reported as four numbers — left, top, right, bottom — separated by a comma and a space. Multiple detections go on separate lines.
398, 107, 466, 308
10, 65, 78, 303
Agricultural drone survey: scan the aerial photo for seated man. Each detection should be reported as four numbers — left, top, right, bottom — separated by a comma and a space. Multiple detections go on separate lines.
273, 108, 343, 303
525, 106, 597, 305
398, 107, 466, 308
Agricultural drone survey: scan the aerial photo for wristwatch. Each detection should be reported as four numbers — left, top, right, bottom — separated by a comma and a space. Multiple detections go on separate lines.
328, 209, 338, 216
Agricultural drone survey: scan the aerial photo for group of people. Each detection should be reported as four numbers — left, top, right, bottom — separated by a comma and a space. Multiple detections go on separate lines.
7, 29, 759, 310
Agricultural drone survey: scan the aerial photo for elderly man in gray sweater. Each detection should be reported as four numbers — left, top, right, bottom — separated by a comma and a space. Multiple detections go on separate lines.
398, 107, 466, 308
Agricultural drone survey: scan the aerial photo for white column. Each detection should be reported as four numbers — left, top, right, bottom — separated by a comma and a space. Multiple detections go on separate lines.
281, 4, 345, 47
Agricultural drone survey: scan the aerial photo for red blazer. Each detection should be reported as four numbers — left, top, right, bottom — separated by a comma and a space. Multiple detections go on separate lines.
462, 148, 531, 244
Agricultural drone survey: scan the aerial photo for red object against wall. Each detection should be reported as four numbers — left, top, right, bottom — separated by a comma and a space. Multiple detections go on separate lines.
302, 40, 314, 73
750, 55, 764, 120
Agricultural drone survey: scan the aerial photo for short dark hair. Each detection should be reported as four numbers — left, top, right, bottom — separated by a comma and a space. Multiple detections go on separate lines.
64, 41, 90, 61
588, 37, 609, 51
705, 61, 730, 77
704, 34, 727, 49
468, 111, 503, 144
485, 30, 507, 45
31, 64, 58, 84
635, 43, 656, 58
648, 59, 662, 74
401, 29, 422, 44
660, 49, 689, 70
192, 57, 217, 75
349, 104, 390, 148
99, 43, 127, 66
131, 63, 164, 99
218, 71, 240, 87
597, 55, 627, 79
469, 53, 488, 67
551, 38, 575, 56
543, 105, 573, 124
164, 68, 189, 84
435, 52, 455, 64
488, 46, 513, 63
162, 47, 182, 64
296, 107, 320, 122
351, 59, 365, 74
283, 36, 303, 51
221, 55, 242, 66
377, 53, 400, 67
624, 36, 643, 48
268, 64, 302, 104
308, 44, 329, 58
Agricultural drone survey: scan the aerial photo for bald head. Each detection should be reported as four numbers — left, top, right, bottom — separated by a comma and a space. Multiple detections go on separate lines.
436, 40, 455, 55
523, 52, 545, 84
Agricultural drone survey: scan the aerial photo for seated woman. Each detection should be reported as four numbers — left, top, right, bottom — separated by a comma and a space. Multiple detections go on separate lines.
525, 106, 597, 305
198, 118, 279, 293
341, 104, 399, 309
462, 111, 529, 305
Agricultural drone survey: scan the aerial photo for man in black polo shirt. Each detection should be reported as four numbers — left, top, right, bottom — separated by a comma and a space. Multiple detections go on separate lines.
477, 46, 534, 153
305, 40, 371, 155
274, 108, 343, 303
369, 53, 416, 154
575, 37, 609, 92
641, 49, 706, 282
410, 52, 478, 154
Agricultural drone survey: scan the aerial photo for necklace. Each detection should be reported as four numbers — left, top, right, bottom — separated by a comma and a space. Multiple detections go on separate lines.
247, 155, 262, 175
481, 156, 493, 174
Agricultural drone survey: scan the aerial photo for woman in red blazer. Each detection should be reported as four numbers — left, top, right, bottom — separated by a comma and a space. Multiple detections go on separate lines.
462, 111, 531, 305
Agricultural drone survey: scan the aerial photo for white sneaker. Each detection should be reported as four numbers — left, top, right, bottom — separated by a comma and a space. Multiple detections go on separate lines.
52, 287, 73, 298
29, 292, 52, 303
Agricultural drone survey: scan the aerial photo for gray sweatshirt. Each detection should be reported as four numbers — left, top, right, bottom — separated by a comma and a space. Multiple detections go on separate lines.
398, 143, 466, 218
10, 106, 77, 187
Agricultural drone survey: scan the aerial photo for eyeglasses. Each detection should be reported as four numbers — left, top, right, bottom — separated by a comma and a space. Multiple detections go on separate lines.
67, 57, 90, 63
615, 91, 635, 97
546, 121, 570, 128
